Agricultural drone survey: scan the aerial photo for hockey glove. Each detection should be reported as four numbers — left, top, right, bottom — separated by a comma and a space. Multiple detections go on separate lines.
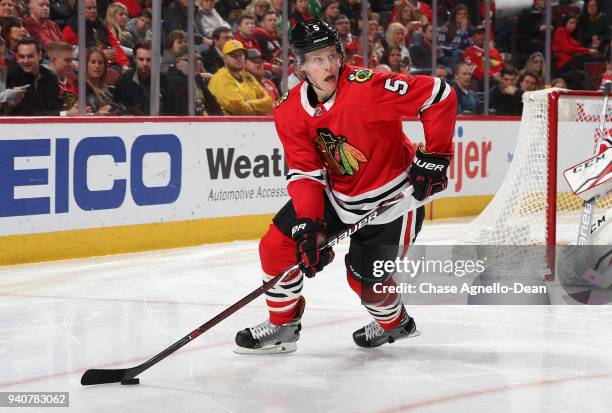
291, 218, 335, 278
408, 145, 452, 201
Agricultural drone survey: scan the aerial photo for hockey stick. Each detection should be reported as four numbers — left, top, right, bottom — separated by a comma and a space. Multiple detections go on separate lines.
81, 185, 429, 386
576, 81, 611, 245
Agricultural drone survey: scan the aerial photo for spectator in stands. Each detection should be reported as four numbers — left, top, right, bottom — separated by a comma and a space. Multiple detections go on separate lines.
23, 0, 63, 50
62, 0, 129, 71
85, 48, 117, 115
270, 0, 282, 16
244, 47, 279, 102
462, 25, 504, 84
577, 0, 610, 54
381, 23, 412, 71
339, 0, 362, 35
127, 10, 152, 44
49, 0, 73, 29
114, 41, 171, 115
162, 0, 206, 45
524, 52, 545, 89
290, 0, 312, 28
550, 78, 567, 88
409, 23, 443, 70
198, 0, 230, 39
518, 68, 538, 92
106, 2, 134, 53
114, 0, 140, 18
161, 30, 186, 73
207, 39, 272, 115
553, 13, 600, 89
234, 13, 261, 53
335, 14, 359, 57
393, 2, 416, 29
165, 45, 222, 116
6, 37, 63, 115
320, 0, 340, 25
245, 0, 271, 25
437, 4, 471, 70
451, 62, 480, 115
202, 26, 232, 74
393, 0, 431, 24
434, 64, 451, 80
0, 0, 16, 16
46, 41, 81, 115
254, 11, 280, 63
439, 4, 473, 52
380, 46, 409, 75
1, 16, 28, 68
515, 0, 547, 67
0, 35, 27, 113
367, 20, 385, 64
490, 65, 521, 115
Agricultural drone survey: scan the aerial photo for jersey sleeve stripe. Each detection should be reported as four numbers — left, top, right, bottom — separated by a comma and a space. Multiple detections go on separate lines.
286, 168, 326, 185
431, 79, 448, 105
419, 78, 450, 113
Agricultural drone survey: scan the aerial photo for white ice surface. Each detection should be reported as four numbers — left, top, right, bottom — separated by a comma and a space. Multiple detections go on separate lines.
1, 218, 612, 413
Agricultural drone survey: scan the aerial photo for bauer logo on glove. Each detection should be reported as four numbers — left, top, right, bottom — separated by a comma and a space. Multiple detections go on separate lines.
408, 145, 453, 201
291, 218, 335, 278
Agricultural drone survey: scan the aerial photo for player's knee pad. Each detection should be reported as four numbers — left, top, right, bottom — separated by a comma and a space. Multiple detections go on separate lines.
259, 224, 298, 276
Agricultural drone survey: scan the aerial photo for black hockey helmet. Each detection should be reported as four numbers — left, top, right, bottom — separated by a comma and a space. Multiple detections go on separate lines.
291, 18, 343, 63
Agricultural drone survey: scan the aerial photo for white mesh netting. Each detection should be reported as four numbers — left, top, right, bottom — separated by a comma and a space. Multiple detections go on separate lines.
460, 89, 612, 247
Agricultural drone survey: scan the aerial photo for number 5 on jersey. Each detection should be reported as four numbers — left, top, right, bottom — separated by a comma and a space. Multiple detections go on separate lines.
384, 78, 408, 96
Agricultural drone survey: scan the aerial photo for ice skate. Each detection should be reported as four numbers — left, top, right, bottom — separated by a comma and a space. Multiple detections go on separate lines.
234, 296, 304, 354
353, 312, 420, 348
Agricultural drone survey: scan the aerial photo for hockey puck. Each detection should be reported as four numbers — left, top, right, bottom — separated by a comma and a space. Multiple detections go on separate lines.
120, 378, 140, 385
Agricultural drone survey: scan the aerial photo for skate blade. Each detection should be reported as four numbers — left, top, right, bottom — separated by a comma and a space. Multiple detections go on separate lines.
408, 329, 421, 338
233, 342, 297, 355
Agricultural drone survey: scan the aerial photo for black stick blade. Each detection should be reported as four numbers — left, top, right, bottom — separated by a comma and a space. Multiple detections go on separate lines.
81, 368, 128, 385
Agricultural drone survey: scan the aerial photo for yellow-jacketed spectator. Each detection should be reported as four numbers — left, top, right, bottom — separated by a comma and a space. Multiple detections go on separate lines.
208, 40, 272, 115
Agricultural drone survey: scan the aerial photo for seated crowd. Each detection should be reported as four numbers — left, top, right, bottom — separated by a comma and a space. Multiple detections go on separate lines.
0, 0, 610, 116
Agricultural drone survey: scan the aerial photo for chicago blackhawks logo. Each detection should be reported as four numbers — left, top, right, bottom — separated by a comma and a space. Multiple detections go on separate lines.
315, 128, 367, 176
347, 68, 374, 83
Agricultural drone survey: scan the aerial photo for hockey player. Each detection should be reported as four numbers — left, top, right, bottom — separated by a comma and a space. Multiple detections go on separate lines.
235, 18, 457, 353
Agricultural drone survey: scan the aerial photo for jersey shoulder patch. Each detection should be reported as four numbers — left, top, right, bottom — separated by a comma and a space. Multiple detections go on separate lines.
275, 91, 289, 108
346, 68, 374, 83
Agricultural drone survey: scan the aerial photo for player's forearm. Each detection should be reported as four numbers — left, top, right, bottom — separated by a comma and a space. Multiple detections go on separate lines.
288, 179, 325, 220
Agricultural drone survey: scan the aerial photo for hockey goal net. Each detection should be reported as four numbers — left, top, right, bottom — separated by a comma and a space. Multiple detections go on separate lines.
460, 89, 611, 266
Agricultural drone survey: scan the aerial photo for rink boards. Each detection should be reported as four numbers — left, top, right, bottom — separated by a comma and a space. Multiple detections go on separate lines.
0, 116, 519, 265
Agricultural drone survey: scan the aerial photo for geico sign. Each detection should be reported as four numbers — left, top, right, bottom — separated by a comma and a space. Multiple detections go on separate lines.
0, 134, 182, 217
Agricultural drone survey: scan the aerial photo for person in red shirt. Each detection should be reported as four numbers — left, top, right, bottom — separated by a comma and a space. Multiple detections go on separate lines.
289, 0, 312, 27
462, 25, 504, 83
233, 13, 261, 53
23, 0, 63, 50
235, 18, 456, 353
553, 13, 602, 89
61, 0, 129, 71
553, 13, 596, 71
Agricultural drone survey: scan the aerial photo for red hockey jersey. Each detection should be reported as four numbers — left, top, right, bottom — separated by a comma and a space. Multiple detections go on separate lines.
273, 65, 456, 224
